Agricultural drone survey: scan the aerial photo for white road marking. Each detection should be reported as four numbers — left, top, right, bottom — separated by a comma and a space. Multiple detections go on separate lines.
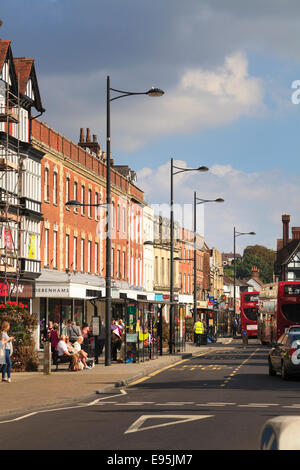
124, 414, 213, 434
115, 402, 155, 406
238, 403, 278, 408
0, 389, 127, 425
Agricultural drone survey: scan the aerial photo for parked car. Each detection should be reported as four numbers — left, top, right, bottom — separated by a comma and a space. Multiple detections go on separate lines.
287, 325, 300, 334
268, 330, 300, 380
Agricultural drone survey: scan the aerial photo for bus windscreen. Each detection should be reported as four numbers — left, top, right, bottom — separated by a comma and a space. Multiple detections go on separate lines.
244, 294, 259, 302
243, 307, 259, 321
281, 304, 300, 322
284, 285, 300, 295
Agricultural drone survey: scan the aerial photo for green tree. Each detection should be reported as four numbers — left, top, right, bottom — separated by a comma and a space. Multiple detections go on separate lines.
235, 245, 275, 284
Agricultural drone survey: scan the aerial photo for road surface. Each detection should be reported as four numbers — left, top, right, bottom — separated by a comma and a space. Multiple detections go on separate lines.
1, 340, 300, 450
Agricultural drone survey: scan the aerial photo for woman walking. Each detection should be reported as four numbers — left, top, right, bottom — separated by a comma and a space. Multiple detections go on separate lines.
0, 321, 14, 383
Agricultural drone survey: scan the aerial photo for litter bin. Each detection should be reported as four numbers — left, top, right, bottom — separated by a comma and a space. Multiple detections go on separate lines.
200, 334, 207, 345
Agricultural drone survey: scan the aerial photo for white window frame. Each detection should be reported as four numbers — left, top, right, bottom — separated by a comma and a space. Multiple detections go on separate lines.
44, 228, 49, 266
65, 234, 69, 269
81, 239, 84, 272
88, 240, 92, 273
73, 236, 77, 271
53, 231, 57, 268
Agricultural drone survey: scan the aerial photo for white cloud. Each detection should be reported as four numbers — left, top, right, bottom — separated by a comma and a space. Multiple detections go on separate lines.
39, 51, 265, 152
137, 160, 300, 254
112, 51, 264, 151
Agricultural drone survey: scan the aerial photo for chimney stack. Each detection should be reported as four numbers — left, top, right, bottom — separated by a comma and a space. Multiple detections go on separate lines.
78, 128, 101, 157
79, 128, 84, 143
282, 214, 290, 247
251, 266, 260, 280
86, 128, 91, 142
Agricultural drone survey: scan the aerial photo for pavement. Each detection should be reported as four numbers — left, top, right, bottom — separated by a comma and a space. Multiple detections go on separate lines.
0, 338, 233, 418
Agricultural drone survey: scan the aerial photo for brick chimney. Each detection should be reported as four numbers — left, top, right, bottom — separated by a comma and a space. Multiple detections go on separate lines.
251, 266, 260, 280
292, 227, 300, 240
282, 214, 290, 247
78, 128, 101, 157
79, 128, 84, 143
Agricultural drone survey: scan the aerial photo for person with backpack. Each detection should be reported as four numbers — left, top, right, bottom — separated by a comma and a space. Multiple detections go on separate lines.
67, 321, 81, 343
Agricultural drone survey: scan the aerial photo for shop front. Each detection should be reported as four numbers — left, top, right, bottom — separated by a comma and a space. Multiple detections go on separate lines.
34, 270, 104, 349
0, 279, 33, 307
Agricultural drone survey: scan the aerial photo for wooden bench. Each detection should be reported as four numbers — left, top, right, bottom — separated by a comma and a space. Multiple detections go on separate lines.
53, 353, 72, 371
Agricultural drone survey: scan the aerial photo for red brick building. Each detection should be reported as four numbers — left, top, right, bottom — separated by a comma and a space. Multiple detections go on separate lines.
31, 121, 145, 343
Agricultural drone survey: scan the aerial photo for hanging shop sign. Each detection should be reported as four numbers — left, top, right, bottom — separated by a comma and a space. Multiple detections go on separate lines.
4, 228, 13, 250
28, 234, 36, 259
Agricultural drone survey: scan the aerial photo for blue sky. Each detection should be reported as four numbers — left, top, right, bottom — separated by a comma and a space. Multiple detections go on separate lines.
2, 0, 300, 253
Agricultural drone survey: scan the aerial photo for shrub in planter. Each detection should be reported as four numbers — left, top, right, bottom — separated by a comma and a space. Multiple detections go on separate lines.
0, 301, 39, 372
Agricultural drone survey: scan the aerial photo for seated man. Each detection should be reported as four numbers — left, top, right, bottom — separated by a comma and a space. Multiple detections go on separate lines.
57, 335, 79, 371
72, 336, 91, 369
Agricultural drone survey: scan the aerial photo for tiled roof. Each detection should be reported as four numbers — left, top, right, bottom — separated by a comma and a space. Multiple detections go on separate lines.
0, 40, 10, 70
14, 58, 34, 95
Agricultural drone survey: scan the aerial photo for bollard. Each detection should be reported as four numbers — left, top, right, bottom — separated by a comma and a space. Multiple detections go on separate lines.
242, 330, 248, 348
43, 341, 52, 375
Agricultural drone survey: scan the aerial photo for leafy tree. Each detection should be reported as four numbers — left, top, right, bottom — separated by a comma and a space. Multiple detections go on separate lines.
235, 245, 275, 284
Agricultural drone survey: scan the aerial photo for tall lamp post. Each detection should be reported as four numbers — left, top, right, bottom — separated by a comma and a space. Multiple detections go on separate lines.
106, 77, 164, 366
193, 194, 224, 324
169, 160, 209, 354
233, 228, 255, 319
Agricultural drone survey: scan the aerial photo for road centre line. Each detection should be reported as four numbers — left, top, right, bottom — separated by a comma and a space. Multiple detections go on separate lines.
220, 347, 260, 388
238, 403, 279, 408
128, 350, 212, 387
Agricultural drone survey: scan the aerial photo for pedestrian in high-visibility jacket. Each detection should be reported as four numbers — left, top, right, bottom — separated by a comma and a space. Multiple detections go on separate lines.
194, 319, 204, 346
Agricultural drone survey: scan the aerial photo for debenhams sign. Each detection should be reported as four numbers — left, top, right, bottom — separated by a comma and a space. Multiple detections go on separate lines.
35, 286, 70, 297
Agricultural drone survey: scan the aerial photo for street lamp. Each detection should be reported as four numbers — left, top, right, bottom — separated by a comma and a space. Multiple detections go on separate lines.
169, 160, 209, 354
106, 77, 164, 366
233, 228, 255, 319
65, 200, 107, 208
193, 194, 224, 324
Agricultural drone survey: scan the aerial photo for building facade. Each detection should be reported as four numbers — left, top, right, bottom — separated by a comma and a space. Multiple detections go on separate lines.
274, 214, 300, 282
0, 40, 44, 317
31, 121, 147, 345
143, 204, 154, 294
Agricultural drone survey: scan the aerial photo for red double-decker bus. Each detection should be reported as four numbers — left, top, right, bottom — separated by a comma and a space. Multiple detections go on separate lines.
258, 281, 300, 344
274, 281, 300, 340
240, 291, 259, 337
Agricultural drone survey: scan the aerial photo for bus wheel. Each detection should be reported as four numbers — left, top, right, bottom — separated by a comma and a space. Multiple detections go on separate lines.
281, 362, 289, 381
268, 359, 276, 377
